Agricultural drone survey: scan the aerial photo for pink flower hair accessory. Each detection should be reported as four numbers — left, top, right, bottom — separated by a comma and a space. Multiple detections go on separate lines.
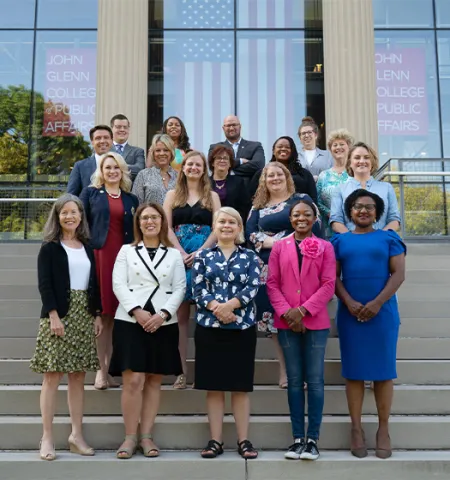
299, 237, 324, 259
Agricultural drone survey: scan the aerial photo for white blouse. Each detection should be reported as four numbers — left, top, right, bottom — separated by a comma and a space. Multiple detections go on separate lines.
61, 243, 91, 290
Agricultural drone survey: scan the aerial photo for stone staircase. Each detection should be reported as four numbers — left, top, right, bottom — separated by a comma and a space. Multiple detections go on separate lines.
0, 242, 450, 480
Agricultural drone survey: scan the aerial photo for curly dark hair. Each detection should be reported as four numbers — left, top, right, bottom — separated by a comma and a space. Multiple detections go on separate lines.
270, 136, 304, 177
289, 196, 319, 218
344, 189, 385, 223
162, 116, 192, 152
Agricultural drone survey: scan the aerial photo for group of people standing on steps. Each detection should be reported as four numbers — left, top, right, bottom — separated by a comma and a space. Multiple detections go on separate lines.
31, 113, 406, 463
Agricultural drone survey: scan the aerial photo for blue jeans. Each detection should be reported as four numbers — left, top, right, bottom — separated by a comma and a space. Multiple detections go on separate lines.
278, 328, 329, 440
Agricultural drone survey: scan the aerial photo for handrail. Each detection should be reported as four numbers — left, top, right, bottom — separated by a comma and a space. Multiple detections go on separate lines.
0, 198, 58, 202
378, 171, 450, 179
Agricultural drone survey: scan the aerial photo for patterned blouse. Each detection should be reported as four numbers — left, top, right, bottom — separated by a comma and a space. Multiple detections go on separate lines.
192, 245, 261, 330
132, 166, 177, 205
316, 168, 349, 237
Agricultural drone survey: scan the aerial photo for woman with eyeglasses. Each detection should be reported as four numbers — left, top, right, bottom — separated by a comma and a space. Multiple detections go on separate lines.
297, 117, 333, 181
208, 145, 250, 223
331, 189, 406, 460
330, 142, 401, 233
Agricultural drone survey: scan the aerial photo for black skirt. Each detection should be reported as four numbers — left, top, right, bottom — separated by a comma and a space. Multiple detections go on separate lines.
194, 324, 256, 392
109, 320, 182, 376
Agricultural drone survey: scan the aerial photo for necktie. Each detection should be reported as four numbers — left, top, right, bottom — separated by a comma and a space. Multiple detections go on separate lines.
116, 144, 124, 154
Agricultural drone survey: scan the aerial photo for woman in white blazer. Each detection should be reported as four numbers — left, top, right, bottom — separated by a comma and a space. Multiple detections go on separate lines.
109, 202, 186, 459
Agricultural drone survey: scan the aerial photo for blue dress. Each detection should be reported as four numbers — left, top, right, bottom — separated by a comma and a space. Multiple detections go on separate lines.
331, 230, 406, 381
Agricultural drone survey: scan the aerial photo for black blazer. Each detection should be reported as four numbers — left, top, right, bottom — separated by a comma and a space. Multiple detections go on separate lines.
38, 241, 102, 319
209, 175, 251, 223
249, 166, 318, 204
79, 186, 139, 250
208, 139, 265, 178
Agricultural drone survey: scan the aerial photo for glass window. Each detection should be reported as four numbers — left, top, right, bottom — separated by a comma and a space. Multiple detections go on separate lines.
30, 31, 96, 182
236, 31, 324, 156
437, 31, 450, 157
150, 0, 234, 29
436, 0, 450, 28
373, 0, 433, 28
37, 0, 98, 29
375, 31, 441, 161
0, 31, 34, 182
0, 0, 36, 28
237, 0, 322, 29
149, 31, 235, 154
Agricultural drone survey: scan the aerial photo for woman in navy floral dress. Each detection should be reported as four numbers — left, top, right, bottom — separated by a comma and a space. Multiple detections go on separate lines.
246, 162, 321, 388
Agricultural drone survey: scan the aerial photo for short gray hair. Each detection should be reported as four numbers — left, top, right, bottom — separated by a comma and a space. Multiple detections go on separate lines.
213, 207, 245, 244
43, 194, 90, 243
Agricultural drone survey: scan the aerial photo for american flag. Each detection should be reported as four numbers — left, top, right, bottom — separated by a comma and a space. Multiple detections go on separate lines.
164, 0, 306, 155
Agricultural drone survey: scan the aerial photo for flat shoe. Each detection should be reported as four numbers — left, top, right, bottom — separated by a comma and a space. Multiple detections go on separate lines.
140, 434, 160, 458
116, 435, 138, 460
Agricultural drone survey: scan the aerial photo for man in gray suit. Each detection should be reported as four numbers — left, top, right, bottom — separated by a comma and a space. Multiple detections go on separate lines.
67, 124, 113, 196
208, 115, 265, 179
110, 114, 145, 181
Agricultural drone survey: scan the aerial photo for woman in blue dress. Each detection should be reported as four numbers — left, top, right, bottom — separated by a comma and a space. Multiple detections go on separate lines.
163, 151, 221, 389
331, 189, 406, 460
246, 162, 321, 388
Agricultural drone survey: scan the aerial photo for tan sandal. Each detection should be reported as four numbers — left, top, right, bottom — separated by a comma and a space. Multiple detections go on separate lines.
116, 434, 138, 459
173, 374, 187, 390
140, 434, 160, 458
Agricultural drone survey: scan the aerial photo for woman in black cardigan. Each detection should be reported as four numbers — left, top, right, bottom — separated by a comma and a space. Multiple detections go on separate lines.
208, 145, 251, 223
249, 136, 318, 203
30, 194, 103, 461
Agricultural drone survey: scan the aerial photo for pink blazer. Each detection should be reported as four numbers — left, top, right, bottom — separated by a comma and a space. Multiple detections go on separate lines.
266, 234, 336, 330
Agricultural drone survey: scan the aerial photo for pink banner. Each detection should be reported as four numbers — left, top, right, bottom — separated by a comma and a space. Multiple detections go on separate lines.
43, 48, 96, 138
376, 48, 428, 136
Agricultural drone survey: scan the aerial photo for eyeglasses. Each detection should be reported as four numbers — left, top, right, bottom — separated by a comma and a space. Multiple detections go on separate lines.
352, 203, 376, 212
223, 123, 240, 129
140, 215, 162, 222
215, 156, 229, 161
300, 130, 315, 137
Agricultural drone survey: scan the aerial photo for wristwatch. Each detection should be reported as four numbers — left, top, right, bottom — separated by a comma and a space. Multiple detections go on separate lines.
158, 310, 169, 321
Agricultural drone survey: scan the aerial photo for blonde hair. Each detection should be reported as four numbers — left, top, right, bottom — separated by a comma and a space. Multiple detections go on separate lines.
252, 162, 295, 210
172, 151, 213, 210
213, 207, 245, 244
346, 141, 379, 176
90, 152, 132, 192
147, 134, 175, 168
327, 128, 355, 150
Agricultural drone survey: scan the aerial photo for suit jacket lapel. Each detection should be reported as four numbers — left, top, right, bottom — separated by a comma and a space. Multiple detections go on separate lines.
285, 236, 301, 285
135, 242, 159, 284
122, 144, 131, 160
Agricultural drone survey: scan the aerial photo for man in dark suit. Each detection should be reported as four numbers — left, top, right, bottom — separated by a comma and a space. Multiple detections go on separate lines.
110, 113, 145, 181
208, 115, 265, 179
67, 125, 113, 196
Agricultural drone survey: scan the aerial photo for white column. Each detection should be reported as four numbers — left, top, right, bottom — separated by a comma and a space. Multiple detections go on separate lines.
322, 0, 378, 148
95, 0, 149, 150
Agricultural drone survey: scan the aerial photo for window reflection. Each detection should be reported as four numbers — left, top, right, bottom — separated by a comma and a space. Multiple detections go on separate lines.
375, 31, 441, 160
150, 0, 234, 29
437, 32, 450, 157
436, 0, 450, 28
237, 0, 322, 29
37, 0, 98, 29
0, 0, 36, 28
237, 31, 324, 155
30, 31, 96, 182
149, 31, 234, 154
0, 31, 34, 182
373, 0, 433, 28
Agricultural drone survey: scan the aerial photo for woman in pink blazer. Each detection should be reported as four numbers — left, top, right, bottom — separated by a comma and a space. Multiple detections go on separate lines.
267, 198, 336, 461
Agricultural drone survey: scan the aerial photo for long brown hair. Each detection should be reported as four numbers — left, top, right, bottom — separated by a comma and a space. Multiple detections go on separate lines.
252, 162, 295, 209
172, 151, 213, 210
132, 203, 173, 247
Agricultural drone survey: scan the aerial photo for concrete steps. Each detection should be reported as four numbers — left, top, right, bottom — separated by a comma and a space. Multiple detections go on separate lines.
2, 451, 450, 480
0, 415, 450, 450
0, 385, 449, 416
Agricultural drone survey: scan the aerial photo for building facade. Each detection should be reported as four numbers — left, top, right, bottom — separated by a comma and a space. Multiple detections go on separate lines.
0, 0, 449, 186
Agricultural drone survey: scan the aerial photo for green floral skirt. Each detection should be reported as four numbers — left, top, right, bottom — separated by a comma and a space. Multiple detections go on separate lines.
30, 290, 100, 373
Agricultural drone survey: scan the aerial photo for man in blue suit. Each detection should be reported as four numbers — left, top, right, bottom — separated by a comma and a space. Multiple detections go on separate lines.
110, 113, 145, 181
67, 125, 113, 196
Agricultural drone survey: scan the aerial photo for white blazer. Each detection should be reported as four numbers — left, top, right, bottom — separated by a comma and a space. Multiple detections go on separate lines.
112, 242, 186, 325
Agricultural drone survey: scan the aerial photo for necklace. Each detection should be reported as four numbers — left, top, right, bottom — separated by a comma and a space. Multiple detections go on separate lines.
214, 179, 226, 190
105, 188, 121, 199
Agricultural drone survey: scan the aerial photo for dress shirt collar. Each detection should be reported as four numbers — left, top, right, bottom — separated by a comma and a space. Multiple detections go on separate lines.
349, 176, 374, 188
114, 141, 128, 149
